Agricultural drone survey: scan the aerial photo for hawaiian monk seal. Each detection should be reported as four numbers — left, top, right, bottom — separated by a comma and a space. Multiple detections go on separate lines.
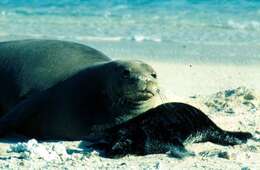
0, 40, 161, 140
91, 102, 252, 158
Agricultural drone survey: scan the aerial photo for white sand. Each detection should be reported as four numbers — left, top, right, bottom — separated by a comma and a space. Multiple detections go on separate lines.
0, 63, 259, 170
149, 62, 260, 97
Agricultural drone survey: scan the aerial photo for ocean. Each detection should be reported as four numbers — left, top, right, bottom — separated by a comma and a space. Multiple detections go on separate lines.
0, 0, 260, 95
1, 0, 260, 63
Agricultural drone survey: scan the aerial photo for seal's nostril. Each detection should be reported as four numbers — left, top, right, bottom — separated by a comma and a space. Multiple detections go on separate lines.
151, 73, 157, 79
156, 89, 160, 93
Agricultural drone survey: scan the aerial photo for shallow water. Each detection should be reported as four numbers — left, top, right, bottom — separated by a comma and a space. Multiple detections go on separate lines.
1, 0, 260, 63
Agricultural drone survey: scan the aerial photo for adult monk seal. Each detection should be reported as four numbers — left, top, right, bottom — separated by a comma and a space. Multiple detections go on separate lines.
0, 39, 161, 139
91, 102, 253, 158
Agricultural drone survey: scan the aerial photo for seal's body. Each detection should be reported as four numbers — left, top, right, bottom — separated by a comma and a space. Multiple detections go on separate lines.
0, 39, 110, 113
94, 102, 252, 158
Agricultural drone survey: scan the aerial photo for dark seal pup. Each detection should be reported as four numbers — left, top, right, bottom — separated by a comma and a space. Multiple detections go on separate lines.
90, 102, 252, 158
0, 39, 161, 140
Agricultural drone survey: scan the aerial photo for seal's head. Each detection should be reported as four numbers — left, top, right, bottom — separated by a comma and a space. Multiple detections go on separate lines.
105, 60, 161, 124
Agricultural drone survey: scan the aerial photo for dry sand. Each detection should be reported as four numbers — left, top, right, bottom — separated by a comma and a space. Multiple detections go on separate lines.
0, 63, 259, 170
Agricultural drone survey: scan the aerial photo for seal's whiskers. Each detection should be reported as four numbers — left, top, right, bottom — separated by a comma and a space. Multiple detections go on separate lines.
157, 90, 168, 105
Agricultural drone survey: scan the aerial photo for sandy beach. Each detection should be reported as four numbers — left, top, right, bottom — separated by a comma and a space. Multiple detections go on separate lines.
149, 62, 260, 98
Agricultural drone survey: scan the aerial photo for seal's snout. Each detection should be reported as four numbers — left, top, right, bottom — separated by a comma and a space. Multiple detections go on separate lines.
130, 78, 159, 102
145, 80, 159, 94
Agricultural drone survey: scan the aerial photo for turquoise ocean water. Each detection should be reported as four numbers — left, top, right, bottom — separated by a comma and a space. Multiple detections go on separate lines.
0, 0, 260, 64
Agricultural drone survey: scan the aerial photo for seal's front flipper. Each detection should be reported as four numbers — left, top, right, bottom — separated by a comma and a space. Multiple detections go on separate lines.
88, 135, 133, 158
167, 146, 195, 159
90, 127, 146, 158
167, 138, 195, 159
107, 138, 134, 158
103, 129, 138, 158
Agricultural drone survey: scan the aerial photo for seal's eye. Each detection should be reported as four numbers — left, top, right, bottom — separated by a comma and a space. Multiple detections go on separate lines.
123, 69, 130, 79
151, 73, 157, 79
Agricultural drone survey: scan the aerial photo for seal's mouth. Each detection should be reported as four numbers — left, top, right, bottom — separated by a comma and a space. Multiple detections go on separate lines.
125, 90, 155, 103
135, 90, 154, 101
